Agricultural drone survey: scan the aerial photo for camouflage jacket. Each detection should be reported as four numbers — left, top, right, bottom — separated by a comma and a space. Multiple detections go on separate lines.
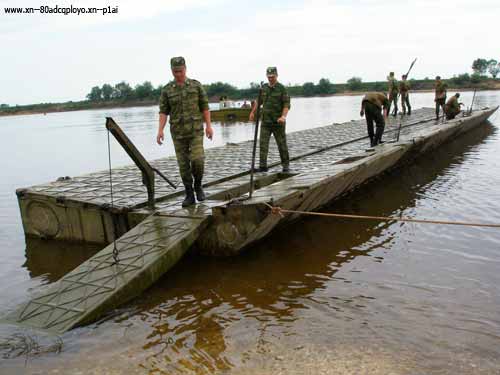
260, 82, 291, 125
399, 80, 410, 93
159, 78, 209, 139
387, 77, 399, 94
445, 96, 460, 113
434, 81, 447, 99
363, 92, 389, 110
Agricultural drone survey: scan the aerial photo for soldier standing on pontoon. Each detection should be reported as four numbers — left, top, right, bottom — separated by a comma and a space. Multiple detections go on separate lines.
249, 67, 291, 172
434, 76, 448, 120
387, 72, 399, 116
399, 74, 411, 115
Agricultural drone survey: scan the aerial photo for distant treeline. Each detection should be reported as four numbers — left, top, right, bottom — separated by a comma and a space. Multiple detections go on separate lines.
2, 56, 499, 116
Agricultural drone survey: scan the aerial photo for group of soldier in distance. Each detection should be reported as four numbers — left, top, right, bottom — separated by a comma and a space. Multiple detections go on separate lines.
157, 57, 466, 207
361, 73, 464, 148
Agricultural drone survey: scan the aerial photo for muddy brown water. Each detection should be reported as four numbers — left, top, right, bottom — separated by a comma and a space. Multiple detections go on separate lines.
1, 92, 500, 374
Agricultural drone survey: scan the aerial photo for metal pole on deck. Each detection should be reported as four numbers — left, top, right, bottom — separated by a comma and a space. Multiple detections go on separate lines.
469, 89, 477, 115
249, 83, 264, 198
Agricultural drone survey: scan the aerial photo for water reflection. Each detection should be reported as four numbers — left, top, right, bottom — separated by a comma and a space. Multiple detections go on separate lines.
125, 121, 497, 373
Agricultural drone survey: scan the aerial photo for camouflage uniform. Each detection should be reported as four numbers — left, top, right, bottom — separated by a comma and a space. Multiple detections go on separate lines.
159, 59, 209, 189
362, 92, 389, 146
399, 80, 411, 115
259, 70, 291, 170
434, 80, 447, 119
387, 75, 399, 115
445, 95, 461, 119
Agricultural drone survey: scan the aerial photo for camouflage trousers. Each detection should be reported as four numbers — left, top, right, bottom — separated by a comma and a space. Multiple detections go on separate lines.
259, 124, 289, 168
435, 97, 446, 119
445, 107, 460, 120
401, 93, 411, 115
172, 135, 205, 187
387, 92, 398, 115
365, 102, 385, 145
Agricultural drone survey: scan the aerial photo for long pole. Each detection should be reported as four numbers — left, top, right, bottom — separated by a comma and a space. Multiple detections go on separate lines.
469, 89, 477, 115
249, 83, 264, 198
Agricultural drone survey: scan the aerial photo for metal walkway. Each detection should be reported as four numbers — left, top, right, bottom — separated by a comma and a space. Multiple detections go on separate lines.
6, 214, 208, 333
22, 109, 436, 209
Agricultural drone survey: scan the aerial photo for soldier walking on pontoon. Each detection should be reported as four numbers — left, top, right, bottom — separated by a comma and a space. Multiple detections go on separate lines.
387, 72, 399, 116
157, 56, 214, 207
249, 67, 291, 172
399, 74, 411, 115
360, 92, 389, 147
434, 75, 448, 120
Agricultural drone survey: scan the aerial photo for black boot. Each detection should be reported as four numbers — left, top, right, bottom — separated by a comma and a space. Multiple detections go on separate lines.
375, 127, 384, 145
194, 181, 206, 202
369, 135, 375, 147
182, 185, 195, 207
192, 160, 205, 202
408, 107, 411, 116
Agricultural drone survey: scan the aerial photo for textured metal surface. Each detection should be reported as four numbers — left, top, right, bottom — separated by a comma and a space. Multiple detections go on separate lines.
7, 214, 208, 333
24, 109, 436, 209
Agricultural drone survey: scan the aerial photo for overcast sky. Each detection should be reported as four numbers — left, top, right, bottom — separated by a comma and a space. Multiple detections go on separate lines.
1, 0, 499, 105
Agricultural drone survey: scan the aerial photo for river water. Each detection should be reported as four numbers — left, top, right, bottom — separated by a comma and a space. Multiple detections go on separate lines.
1, 92, 499, 374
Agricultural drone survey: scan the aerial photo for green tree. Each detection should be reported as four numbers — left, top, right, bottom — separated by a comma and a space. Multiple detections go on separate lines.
86, 86, 102, 101
317, 78, 334, 95
373, 81, 386, 91
470, 73, 482, 84
101, 84, 113, 100
112, 81, 134, 100
135, 81, 154, 99
153, 84, 164, 98
472, 58, 489, 75
450, 73, 471, 85
487, 59, 500, 78
302, 82, 316, 96
347, 77, 363, 91
204, 82, 238, 98
0, 104, 9, 108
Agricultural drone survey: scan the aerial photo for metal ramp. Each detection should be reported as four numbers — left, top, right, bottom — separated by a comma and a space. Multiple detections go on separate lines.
6, 214, 209, 334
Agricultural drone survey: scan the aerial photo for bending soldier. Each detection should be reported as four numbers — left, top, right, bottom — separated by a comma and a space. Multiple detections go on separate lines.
157, 57, 214, 207
360, 92, 389, 147
434, 76, 447, 120
249, 67, 291, 172
445, 93, 464, 120
386, 72, 399, 116
399, 74, 411, 115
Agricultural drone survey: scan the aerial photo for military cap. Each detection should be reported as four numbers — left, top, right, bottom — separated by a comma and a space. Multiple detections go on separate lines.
266, 67, 278, 76
171, 56, 186, 69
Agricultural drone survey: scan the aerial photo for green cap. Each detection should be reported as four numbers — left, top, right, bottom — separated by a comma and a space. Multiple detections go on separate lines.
266, 67, 278, 76
171, 56, 186, 69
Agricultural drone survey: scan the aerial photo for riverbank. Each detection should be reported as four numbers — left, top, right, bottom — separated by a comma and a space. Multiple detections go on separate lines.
2, 85, 499, 118
0, 99, 158, 118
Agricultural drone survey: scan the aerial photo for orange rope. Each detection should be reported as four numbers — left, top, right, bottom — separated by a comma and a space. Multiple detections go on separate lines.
264, 203, 500, 229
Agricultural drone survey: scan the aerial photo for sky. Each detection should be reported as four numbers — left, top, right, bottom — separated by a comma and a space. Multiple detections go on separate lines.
1, 0, 499, 105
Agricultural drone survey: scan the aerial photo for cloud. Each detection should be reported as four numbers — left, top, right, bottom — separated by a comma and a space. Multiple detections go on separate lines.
1, 0, 499, 104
